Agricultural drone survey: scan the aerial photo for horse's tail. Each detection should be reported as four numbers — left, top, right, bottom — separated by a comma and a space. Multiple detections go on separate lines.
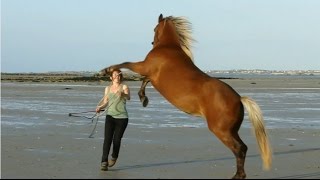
241, 96, 272, 170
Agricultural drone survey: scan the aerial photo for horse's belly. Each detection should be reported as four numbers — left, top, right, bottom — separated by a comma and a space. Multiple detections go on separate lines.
152, 83, 203, 117
172, 97, 203, 116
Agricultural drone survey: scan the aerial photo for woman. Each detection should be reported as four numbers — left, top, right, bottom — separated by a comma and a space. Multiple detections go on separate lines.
96, 69, 130, 171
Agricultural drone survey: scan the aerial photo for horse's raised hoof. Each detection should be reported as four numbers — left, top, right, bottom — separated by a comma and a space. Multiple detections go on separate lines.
99, 69, 108, 76
99, 67, 113, 76
140, 96, 149, 107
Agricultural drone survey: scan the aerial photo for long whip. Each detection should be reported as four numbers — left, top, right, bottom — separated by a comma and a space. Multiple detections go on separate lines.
69, 110, 101, 121
88, 94, 121, 138
68, 90, 121, 138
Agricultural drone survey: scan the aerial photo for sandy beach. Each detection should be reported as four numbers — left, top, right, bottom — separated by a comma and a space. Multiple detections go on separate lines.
2, 78, 320, 179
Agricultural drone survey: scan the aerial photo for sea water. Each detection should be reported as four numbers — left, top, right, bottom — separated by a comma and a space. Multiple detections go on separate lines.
1, 79, 320, 131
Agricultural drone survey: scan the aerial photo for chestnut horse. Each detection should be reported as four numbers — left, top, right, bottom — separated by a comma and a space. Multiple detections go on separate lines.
100, 14, 272, 179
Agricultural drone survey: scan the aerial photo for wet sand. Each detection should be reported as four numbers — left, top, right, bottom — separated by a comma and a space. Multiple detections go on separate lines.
1, 78, 320, 179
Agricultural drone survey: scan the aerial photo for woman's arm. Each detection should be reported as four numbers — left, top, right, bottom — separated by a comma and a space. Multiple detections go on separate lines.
96, 86, 109, 112
121, 84, 130, 100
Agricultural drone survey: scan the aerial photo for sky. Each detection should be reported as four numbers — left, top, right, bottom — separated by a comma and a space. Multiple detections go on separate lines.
2, 0, 320, 73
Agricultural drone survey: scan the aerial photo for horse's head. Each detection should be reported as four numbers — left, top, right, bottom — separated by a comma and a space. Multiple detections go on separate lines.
152, 14, 184, 48
152, 14, 195, 61
151, 14, 166, 47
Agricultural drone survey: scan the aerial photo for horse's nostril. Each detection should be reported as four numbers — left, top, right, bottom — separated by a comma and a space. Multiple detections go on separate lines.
151, 42, 154, 45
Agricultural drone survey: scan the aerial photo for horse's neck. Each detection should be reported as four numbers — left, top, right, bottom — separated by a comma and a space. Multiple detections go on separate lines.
181, 46, 193, 61
160, 21, 193, 61
160, 22, 180, 46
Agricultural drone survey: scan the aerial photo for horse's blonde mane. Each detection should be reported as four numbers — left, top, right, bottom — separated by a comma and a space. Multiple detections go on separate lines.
166, 16, 195, 61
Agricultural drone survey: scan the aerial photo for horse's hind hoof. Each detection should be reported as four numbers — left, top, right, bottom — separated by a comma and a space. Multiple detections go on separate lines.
232, 173, 246, 179
140, 96, 149, 107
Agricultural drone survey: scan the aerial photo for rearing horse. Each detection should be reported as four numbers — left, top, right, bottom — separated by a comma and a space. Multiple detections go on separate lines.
100, 14, 272, 179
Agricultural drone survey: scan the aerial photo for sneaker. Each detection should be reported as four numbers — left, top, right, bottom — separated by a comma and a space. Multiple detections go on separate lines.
108, 158, 117, 167
100, 162, 108, 171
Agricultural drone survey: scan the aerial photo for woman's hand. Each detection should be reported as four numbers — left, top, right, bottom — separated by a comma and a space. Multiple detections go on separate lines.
118, 91, 129, 100
96, 106, 101, 113
119, 85, 130, 100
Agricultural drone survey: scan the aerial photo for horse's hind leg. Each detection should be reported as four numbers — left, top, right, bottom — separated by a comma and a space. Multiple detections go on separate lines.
229, 133, 247, 179
138, 78, 150, 107
209, 125, 248, 179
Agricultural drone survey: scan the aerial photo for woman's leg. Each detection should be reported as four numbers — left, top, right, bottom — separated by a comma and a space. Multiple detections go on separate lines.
111, 118, 128, 159
101, 115, 115, 163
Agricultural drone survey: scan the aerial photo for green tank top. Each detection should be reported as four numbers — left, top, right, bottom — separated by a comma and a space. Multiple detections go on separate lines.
106, 84, 128, 119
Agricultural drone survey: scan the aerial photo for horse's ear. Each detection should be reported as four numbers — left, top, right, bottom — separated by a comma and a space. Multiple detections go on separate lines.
158, 14, 163, 22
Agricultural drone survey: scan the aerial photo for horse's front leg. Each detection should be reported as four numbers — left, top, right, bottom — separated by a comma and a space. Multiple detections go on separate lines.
138, 78, 150, 107
100, 61, 146, 76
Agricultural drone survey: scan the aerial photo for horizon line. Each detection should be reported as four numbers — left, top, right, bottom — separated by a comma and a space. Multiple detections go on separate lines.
2, 69, 320, 74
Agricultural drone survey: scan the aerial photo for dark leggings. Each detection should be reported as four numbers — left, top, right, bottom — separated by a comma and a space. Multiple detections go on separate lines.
101, 115, 128, 163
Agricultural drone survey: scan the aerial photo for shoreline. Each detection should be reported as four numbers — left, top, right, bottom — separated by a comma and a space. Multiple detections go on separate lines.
2, 76, 320, 89
2, 71, 320, 84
